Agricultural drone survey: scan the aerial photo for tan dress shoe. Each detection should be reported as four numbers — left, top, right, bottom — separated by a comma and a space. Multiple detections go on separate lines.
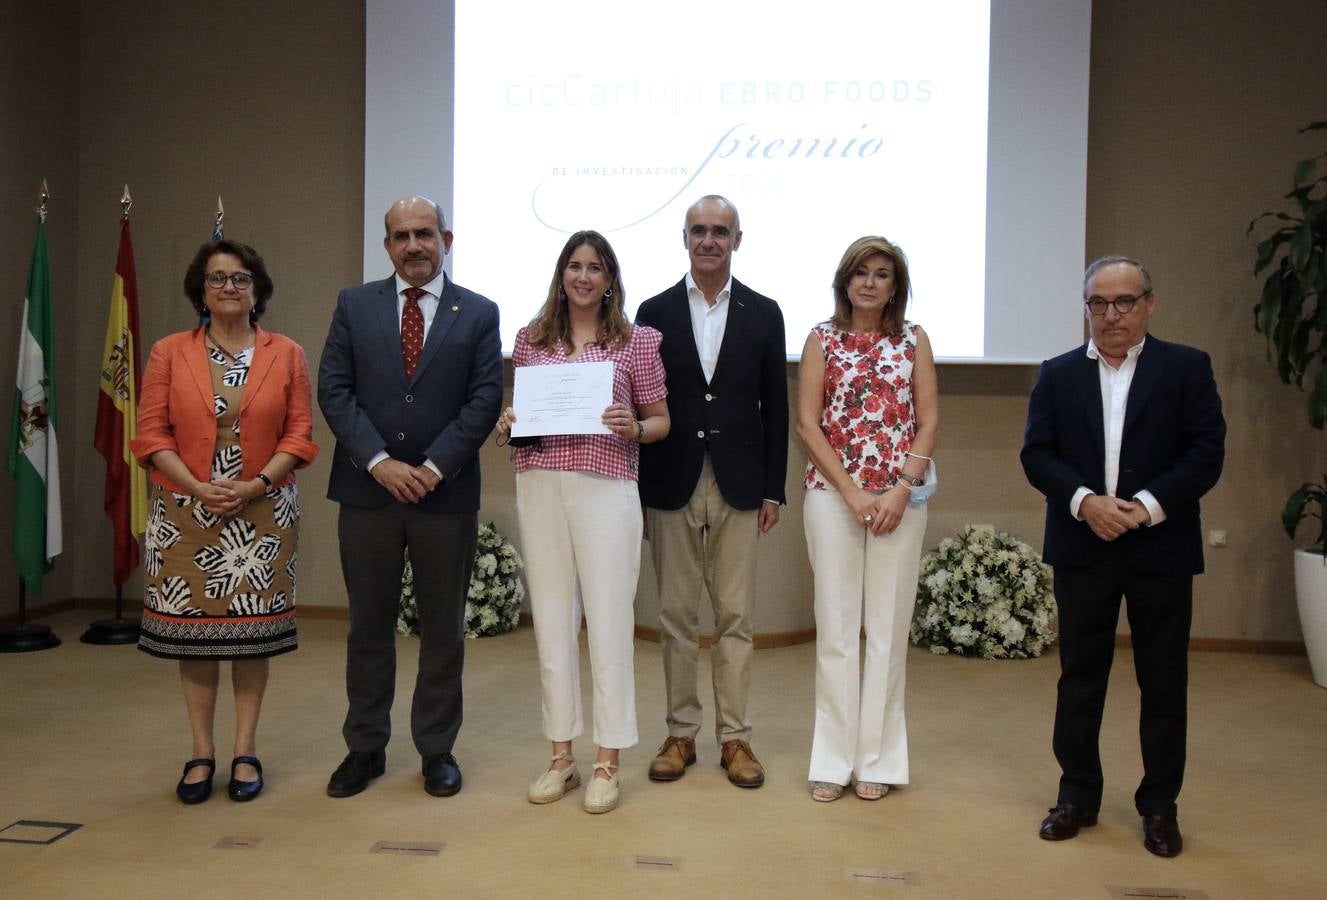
647, 736, 696, 782
720, 739, 765, 788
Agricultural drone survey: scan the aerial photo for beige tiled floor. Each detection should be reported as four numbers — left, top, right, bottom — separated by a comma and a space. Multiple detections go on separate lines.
1, 611, 1324, 898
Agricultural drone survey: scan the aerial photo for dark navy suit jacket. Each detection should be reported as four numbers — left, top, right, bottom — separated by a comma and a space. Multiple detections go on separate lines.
635, 277, 789, 511
317, 274, 502, 512
1020, 335, 1225, 576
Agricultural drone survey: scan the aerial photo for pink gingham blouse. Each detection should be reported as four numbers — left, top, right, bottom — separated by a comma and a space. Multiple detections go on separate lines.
511, 324, 667, 481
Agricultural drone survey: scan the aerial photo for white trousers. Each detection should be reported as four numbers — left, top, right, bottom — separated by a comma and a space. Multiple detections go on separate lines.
804, 488, 927, 786
517, 468, 641, 749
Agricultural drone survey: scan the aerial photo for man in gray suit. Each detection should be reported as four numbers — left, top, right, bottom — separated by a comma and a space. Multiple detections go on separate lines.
318, 195, 502, 798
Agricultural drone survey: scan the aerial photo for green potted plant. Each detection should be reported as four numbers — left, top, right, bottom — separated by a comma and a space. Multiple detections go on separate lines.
1249, 120, 1327, 686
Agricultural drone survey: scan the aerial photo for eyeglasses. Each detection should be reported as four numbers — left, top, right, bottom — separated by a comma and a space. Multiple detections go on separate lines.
1084, 291, 1149, 316
205, 271, 254, 290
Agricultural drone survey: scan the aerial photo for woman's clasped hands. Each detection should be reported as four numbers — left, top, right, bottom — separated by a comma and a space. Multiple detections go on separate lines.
846, 484, 909, 536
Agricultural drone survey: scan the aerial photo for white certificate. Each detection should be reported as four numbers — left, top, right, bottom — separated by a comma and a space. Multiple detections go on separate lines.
512, 361, 614, 437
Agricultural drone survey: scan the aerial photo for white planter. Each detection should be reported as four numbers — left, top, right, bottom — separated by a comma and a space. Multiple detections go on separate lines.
1293, 548, 1327, 688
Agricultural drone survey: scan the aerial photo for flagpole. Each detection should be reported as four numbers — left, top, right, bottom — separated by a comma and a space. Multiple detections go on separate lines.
82, 186, 141, 646
1, 182, 61, 653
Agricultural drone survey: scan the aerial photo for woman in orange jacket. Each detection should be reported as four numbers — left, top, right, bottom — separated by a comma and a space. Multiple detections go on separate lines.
131, 239, 318, 805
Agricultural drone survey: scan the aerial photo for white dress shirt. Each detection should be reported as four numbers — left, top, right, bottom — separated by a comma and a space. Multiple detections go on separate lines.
368, 271, 448, 477
1069, 337, 1165, 525
685, 271, 732, 384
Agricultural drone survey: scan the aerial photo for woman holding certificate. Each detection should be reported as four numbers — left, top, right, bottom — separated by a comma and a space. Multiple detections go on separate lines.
796, 235, 938, 803
496, 230, 669, 814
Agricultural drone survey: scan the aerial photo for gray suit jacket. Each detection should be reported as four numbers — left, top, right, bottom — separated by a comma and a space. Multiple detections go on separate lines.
317, 274, 502, 512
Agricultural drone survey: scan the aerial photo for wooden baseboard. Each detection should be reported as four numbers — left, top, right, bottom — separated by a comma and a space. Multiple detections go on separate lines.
0, 598, 76, 629
13, 600, 1305, 656
296, 605, 353, 620
1115, 633, 1307, 656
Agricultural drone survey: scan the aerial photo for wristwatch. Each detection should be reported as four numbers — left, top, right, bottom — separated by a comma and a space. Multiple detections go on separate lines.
898, 472, 924, 488
635, 420, 646, 442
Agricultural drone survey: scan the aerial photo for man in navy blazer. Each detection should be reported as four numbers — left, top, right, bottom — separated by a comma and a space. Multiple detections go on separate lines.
1021, 256, 1225, 858
636, 195, 788, 788
318, 196, 502, 799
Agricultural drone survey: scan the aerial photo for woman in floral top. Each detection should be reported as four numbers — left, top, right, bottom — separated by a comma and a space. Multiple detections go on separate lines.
495, 231, 669, 814
795, 235, 938, 802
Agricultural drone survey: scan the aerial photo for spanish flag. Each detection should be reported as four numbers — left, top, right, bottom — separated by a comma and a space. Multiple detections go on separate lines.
93, 218, 146, 587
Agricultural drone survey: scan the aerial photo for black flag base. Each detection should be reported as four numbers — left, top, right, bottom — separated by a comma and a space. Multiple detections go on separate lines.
80, 617, 140, 645
0, 623, 62, 653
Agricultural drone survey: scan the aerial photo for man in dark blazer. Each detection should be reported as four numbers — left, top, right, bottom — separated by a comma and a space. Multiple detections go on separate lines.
318, 195, 502, 798
1021, 256, 1225, 858
636, 195, 788, 788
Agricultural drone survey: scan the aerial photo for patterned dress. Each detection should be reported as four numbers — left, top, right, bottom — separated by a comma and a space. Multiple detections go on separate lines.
138, 346, 299, 659
804, 322, 919, 493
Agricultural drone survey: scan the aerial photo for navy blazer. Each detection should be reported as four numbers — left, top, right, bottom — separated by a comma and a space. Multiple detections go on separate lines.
317, 274, 503, 512
1020, 335, 1225, 576
636, 276, 789, 511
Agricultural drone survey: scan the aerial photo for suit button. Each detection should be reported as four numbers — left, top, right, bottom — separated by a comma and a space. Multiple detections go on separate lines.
397, 432, 405, 440
405, 394, 413, 403
696, 430, 705, 439
705, 393, 714, 401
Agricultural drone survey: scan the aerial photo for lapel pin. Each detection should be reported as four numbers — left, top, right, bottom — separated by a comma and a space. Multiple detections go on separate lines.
451, 304, 459, 312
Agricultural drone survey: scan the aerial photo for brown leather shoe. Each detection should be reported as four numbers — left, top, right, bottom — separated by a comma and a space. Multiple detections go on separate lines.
648, 737, 696, 782
720, 740, 765, 788
1039, 802, 1099, 841
1142, 814, 1183, 858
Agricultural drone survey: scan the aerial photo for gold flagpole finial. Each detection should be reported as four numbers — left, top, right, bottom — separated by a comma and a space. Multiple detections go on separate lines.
215, 195, 224, 229
121, 184, 133, 220
37, 178, 50, 223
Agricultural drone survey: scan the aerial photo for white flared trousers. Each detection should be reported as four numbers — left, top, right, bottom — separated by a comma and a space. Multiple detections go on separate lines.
516, 468, 641, 749
804, 488, 927, 786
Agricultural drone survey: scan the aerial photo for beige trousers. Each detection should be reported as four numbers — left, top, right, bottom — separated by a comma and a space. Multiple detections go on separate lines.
517, 469, 641, 750
647, 456, 759, 746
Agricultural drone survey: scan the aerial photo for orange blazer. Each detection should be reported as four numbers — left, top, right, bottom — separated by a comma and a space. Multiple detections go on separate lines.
131, 326, 319, 491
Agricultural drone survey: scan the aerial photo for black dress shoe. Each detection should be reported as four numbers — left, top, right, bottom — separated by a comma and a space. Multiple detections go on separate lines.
176, 758, 216, 805
327, 750, 386, 798
1142, 814, 1183, 857
1039, 802, 1099, 840
422, 752, 462, 797
228, 755, 264, 802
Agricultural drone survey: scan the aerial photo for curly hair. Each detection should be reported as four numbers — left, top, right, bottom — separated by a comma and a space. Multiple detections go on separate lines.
183, 238, 274, 321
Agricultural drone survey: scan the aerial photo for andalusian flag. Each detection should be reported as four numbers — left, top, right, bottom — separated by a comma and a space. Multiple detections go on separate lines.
8, 218, 62, 594
93, 218, 146, 587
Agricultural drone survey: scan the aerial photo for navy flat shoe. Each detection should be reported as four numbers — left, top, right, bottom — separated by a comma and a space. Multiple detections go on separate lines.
228, 755, 264, 802
176, 758, 216, 805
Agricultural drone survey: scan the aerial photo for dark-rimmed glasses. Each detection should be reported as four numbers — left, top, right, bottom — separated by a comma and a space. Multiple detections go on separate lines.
1084, 291, 1149, 316
205, 271, 254, 290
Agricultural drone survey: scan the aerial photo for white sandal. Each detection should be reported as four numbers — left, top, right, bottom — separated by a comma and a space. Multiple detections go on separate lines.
854, 781, 889, 800
811, 781, 844, 802
582, 760, 620, 814
527, 751, 581, 804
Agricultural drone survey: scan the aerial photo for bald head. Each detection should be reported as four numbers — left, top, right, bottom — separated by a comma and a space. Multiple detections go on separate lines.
685, 194, 741, 233
684, 195, 742, 289
384, 195, 445, 236
383, 195, 453, 287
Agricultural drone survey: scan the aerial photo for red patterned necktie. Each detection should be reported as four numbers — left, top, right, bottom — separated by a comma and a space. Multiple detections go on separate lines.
402, 287, 426, 379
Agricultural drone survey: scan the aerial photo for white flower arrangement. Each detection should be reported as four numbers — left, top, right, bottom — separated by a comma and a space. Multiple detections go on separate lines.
398, 522, 526, 639
910, 524, 1057, 659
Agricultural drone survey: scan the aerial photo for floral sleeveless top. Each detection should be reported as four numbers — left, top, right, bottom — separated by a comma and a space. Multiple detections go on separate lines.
804, 322, 919, 493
